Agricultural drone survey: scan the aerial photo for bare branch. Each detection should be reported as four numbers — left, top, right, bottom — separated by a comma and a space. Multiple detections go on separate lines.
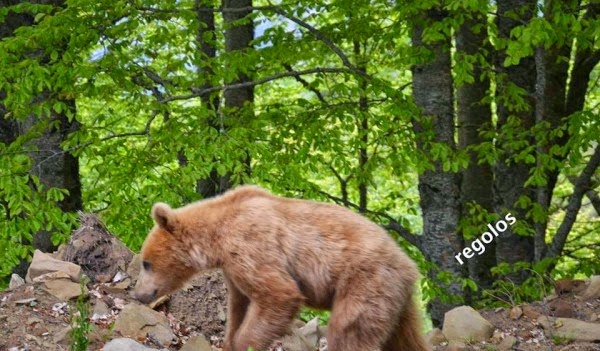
546, 146, 600, 259
269, 7, 368, 79
159, 67, 351, 103
283, 63, 328, 105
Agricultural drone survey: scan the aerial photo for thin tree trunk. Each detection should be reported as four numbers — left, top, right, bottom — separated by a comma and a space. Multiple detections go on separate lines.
354, 39, 368, 213
456, 13, 495, 291
209, 0, 254, 194
493, 0, 537, 282
412, 8, 464, 327
194, 0, 226, 198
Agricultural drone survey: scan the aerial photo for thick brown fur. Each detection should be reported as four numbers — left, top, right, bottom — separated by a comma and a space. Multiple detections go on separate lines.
134, 185, 430, 351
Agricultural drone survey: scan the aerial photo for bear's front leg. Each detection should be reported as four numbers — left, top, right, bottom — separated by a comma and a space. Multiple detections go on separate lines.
233, 300, 302, 351
223, 277, 250, 351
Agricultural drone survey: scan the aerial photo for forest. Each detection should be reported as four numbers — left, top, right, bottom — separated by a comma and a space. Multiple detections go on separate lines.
0, 0, 598, 328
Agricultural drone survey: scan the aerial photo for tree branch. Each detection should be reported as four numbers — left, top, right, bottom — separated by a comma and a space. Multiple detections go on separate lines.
283, 63, 328, 105
269, 7, 368, 79
158, 67, 351, 103
546, 146, 600, 259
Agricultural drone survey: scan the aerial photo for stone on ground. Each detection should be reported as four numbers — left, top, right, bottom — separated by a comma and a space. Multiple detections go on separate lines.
538, 316, 600, 342
103, 338, 168, 351
180, 335, 212, 351
442, 305, 494, 342
113, 304, 177, 346
25, 250, 82, 283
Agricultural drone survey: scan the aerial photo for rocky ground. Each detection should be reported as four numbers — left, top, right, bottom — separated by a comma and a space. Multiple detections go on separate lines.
0, 214, 599, 351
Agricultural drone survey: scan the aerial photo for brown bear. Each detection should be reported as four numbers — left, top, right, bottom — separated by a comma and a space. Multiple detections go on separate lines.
134, 185, 430, 351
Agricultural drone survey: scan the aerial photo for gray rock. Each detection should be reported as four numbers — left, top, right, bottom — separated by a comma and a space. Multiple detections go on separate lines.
180, 335, 212, 351
9, 274, 25, 289
113, 304, 177, 346
583, 275, 600, 299
279, 317, 322, 351
497, 335, 517, 350
25, 250, 82, 283
103, 338, 168, 351
127, 254, 142, 282
442, 305, 494, 342
539, 316, 600, 342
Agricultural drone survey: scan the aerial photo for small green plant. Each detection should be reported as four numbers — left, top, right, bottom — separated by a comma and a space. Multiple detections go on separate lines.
552, 335, 574, 346
299, 307, 330, 325
483, 345, 497, 351
69, 279, 92, 351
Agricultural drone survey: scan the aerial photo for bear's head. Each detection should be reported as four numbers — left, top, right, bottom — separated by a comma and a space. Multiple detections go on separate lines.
134, 202, 201, 304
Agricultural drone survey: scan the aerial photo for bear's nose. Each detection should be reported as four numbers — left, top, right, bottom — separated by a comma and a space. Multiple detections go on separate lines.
135, 289, 157, 304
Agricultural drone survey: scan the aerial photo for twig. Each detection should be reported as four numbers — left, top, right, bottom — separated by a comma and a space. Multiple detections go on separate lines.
159, 67, 350, 103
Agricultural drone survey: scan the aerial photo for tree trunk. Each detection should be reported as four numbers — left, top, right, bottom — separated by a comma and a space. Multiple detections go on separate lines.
201, 0, 254, 196
194, 0, 226, 198
456, 13, 495, 292
493, 0, 537, 282
411, 8, 464, 327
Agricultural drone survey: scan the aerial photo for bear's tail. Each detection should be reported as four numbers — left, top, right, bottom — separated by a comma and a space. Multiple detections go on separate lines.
383, 299, 431, 351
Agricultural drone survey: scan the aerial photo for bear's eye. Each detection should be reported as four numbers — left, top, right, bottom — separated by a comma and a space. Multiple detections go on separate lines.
142, 260, 152, 271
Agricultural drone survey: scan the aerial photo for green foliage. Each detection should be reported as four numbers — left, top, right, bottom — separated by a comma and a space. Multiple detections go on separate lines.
477, 262, 555, 308
299, 308, 330, 325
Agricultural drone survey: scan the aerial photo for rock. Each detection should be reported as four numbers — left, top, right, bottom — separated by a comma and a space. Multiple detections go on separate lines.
32, 271, 72, 283
522, 304, 541, 320
53, 326, 72, 344
497, 335, 517, 350
299, 317, 321, 346
43, 279, 87, 300
63, 213, 133, 283
127, 254, 142, 282
9, 274, 25, 289
583, 275, 600, 299
548, 298, 575, 318
509, 306, 523, 320
426, 327, 446, 346
91, 300, 110, 322
278, 317, 322, 351
539, 317, 600, 342
25, 250, 82, 283
103, 338, 168, 351
442, 306, 494, 342
446, 341, 467, 351
180, 335, 212, 351
113, 304, 177, 346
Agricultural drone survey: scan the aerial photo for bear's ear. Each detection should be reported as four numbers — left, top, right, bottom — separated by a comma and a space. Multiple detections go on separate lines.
152, 202, 178, 233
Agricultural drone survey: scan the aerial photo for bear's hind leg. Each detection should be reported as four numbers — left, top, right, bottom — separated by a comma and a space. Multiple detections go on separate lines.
326, 295, 393, 351
233, 300, 301, 351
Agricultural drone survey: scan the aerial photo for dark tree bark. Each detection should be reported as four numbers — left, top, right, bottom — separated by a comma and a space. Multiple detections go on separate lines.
533, 0, 577, 260
222, 0, 254, 110
412, 8, 465, 327
456, 12, 495, 292
194, 0, 227, 198
493, 0, 537, 282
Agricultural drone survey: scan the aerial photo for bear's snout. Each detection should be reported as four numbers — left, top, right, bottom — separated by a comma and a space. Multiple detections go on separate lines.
134, 288, 157, 304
